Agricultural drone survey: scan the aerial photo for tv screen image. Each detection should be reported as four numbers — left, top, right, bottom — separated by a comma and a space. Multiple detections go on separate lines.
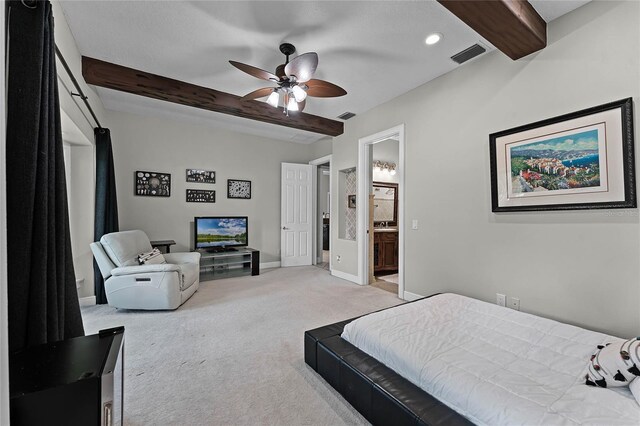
195, 217, 248, 249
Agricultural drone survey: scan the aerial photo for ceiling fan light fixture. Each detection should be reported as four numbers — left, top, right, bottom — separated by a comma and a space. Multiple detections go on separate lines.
233, 44, 346, 117
291, 85, 307, 102
266, 90, 280, 107
287, 97, 299, 112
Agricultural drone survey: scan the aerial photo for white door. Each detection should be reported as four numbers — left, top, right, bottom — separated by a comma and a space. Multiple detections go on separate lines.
281, 163, 313, 267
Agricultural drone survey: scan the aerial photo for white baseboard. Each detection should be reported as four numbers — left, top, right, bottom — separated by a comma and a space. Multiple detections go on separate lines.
79, 296, 96, 306
331, 269, 360, 284
260, 261, 281, 270
403, 291, 424, 301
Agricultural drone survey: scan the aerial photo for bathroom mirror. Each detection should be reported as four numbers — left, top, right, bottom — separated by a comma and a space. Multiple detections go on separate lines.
372, 182, 398, 226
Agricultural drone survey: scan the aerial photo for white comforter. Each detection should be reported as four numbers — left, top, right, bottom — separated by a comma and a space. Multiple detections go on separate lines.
341, 293, 640, 425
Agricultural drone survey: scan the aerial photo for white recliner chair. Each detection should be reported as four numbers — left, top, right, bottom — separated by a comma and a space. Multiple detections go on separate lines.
90, 230, 200, 310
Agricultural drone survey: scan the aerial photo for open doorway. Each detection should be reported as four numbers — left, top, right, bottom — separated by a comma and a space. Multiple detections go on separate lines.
357, 125, 405, 299
369, 139, 399, 294
310, 155, 332, 272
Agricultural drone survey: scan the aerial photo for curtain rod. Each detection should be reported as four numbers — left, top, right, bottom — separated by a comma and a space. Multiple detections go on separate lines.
54, 45, 103, 130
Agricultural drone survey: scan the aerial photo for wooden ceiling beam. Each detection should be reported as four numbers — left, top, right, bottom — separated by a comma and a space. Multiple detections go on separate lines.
82, 56, 344, 137
437, 0, 547, 60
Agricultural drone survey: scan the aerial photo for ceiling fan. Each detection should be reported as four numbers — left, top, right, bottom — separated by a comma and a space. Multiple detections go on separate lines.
230, 43, 347, 116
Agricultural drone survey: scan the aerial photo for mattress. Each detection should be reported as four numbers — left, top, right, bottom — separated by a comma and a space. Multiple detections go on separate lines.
341, 293, 640, 425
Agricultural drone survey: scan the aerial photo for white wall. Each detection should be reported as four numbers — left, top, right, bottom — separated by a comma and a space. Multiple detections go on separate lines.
63, 143, 96, 299
107, 109, 320, 263
331, 0, 640, 337
53, 0, 108, 299
310, 137, 333, 160
53, 1, 107, 143
69, 146, 96, 297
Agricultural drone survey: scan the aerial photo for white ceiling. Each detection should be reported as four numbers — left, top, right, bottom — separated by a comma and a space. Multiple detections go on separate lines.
60, 0, 590, 144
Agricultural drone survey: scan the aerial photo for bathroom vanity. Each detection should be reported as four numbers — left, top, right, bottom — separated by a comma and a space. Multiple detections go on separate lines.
373, 228, 398, 273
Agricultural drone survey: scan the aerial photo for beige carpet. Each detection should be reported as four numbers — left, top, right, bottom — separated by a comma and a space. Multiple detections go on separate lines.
81, 266, 402, 425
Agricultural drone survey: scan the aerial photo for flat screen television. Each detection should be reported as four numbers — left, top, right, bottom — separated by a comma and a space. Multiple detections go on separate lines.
194, 216, 248, 251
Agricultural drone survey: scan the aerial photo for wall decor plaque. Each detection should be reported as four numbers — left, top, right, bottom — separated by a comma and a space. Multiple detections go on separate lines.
186, 169, 216, 184
186, 189, 215, 203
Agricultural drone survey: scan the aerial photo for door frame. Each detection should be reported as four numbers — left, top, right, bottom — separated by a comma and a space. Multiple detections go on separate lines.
0, 3, 8, 420
309, 154, 332, 272
357, 124, 405, 298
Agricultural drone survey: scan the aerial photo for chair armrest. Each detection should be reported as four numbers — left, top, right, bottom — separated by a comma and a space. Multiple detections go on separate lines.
111, 264, 181, 276
164, 252, 201, 265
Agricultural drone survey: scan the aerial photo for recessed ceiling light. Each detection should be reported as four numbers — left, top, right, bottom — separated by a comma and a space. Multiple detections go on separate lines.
425, 33, 443, 45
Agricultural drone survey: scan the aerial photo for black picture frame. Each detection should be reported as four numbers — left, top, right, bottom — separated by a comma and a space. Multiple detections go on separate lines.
347, 194, 356, 209
227, 179, 251, 199
186, 169, 216, 184
186, 189, 215, 203
489, 98, 636, 212
134, 171, 171, 197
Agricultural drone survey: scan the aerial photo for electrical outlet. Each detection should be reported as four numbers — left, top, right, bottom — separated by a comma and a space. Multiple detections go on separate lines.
412, 219, 419, 230
508, 297, 520, 311
496, 293, 506, 307
336, 255, 341, 263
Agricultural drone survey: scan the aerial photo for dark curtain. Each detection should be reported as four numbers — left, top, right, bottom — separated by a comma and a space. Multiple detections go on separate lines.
93, 128, 119, 304
6, 0, 84, 352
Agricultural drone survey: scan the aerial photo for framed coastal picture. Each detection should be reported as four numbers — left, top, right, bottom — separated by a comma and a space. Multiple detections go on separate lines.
489, 98, 635, 212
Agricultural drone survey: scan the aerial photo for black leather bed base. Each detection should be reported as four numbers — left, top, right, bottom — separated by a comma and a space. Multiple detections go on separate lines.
304, 301, 473, 426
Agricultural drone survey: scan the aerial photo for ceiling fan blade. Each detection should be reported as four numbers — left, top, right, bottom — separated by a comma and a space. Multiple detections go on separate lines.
298, 99, 306, 112
284, 52, 318, 83
229, 61, 280, 82
240, 87, 275, 101
305, 79, 347, 97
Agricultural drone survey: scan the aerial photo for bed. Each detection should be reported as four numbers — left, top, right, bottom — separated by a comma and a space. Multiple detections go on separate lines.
305, 293, 640, 425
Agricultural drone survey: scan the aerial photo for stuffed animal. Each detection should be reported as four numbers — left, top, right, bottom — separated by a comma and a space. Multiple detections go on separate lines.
586, 337, 640, 404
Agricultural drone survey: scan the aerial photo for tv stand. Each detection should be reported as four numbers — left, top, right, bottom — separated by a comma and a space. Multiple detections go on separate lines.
205, 247, 238, 253
197, 248, 259, 281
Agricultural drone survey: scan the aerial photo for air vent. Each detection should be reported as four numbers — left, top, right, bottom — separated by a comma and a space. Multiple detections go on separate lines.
451, 43, 486, 65
337, 111, 356, 120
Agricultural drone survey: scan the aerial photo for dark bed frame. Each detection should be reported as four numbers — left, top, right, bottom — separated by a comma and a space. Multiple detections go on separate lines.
304, 296, 473, 426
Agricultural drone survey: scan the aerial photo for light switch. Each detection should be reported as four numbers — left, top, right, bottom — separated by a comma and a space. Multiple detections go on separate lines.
412, 219, 419, 230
